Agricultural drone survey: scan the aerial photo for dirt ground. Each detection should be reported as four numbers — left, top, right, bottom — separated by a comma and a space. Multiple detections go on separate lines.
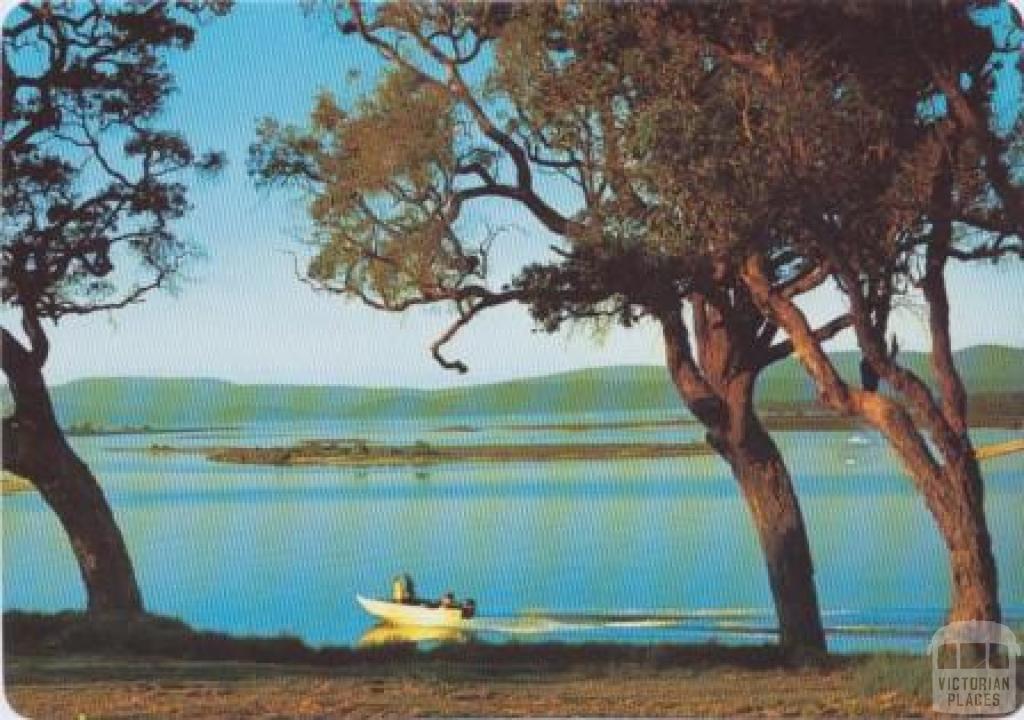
4, 656, 934, 719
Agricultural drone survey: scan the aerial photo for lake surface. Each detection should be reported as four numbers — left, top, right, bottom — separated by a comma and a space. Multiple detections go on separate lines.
3, 412, 1022, 653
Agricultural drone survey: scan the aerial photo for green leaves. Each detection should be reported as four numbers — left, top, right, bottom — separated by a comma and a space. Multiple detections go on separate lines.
257, 1, 1021, 364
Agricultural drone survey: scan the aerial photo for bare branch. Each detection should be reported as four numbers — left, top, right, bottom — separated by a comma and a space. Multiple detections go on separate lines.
430, 289, 525, 373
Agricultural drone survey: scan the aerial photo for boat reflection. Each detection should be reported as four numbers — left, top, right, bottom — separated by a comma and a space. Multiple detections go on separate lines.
357, 622, 470, 648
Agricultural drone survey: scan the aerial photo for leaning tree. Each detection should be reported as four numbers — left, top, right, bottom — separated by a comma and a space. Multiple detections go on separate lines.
247, 1, 872, 657
683, 1, 1024, 624
2, 0, 228, 613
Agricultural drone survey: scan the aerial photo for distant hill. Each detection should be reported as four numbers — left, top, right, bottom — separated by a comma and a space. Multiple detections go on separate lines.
4, 345, 1022, 427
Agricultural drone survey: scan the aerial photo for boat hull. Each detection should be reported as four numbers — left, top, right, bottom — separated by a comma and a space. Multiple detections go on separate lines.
356, 595, 465, 628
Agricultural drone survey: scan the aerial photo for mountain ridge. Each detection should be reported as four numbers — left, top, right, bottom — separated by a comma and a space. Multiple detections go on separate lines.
4, 345, 1021, 427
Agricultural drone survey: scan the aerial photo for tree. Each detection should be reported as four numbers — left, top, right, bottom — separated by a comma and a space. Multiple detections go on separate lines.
251, 1, 842, 657
2, 0, 228, 614
656, 1, 1023, 625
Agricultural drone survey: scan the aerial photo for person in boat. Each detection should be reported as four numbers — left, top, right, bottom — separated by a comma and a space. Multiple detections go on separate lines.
391, 573, 416, 604
461, 598, 476, 620
439, 590, 455, 608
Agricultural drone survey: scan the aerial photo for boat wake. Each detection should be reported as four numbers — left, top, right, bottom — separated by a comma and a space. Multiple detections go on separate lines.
459, 609, 778, 635
453, 608, 940, 639
357, 604, 1001, 647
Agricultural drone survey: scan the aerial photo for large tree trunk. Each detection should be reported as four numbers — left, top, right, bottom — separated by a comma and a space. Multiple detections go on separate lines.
717, 415, 827, 658
710, 377, 827, 660
867, 407, 1001, 625
2, 329, 143, 615
929, 457, 1000, 625
659, 308, 826, 659
947, 516, 1000, 624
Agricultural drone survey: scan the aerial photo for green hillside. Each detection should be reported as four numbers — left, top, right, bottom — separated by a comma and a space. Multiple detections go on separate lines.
5, 345, 1022, 427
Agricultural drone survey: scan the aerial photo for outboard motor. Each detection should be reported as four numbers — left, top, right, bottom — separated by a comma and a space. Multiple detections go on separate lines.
461, 598, 476, 619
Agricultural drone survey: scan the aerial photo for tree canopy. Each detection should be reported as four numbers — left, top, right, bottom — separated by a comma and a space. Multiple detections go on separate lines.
2, 0, 229, 363
249, 2, 863, 376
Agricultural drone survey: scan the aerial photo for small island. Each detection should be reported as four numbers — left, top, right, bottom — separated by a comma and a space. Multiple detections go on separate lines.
113, 434, 1024, 470
145, 439, 715, 467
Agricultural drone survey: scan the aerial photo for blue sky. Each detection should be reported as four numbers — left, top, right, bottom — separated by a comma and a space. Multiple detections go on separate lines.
6, 2, 1024, 388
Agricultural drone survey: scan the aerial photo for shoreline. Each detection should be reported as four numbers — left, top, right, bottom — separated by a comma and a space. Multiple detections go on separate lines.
3, 611, 944, 718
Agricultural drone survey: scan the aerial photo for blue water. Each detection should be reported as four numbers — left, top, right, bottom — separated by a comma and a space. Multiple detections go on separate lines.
2, 416, 1022, 653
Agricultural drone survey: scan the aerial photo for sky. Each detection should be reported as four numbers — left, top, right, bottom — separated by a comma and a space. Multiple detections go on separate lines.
4, 2, 1024, 388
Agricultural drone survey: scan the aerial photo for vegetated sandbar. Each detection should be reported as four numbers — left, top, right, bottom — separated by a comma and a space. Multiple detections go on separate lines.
145, 439, 715, 467
101, 430, 1024, 472
192, 436, 1024, 467
0, 472, 34, 495
974, 438, 1024, 461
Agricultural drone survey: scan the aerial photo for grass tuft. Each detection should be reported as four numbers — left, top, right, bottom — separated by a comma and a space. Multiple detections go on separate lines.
850, 652, 931, 702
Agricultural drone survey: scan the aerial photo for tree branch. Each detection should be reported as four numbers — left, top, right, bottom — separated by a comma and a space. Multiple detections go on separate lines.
657, 304, 726, 431
429, 291, 520, 374
760, 314, 852, 368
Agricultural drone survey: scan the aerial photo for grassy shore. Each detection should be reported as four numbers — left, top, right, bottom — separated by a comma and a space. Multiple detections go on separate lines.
3, 611, 952, 718
6, 655, 938, 719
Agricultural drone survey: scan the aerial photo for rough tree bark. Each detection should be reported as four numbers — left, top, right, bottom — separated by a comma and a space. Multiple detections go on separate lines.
2, 327, 144, 615
741, 254, 1001, 626
943, 460, 1000, 624
854, 394, 1000, 625
660, 305, 827, 659
718, 377, 828, 657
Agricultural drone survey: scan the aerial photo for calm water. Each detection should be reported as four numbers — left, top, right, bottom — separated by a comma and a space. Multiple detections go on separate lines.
3, 413, 1022, 653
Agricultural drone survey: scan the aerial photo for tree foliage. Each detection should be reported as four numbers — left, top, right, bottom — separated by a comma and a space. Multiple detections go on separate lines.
251, 2, 859, 376
2, 0, 229, 360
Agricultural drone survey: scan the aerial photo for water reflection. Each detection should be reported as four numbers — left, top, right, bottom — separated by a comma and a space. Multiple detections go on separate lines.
357, 623, 469, 648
